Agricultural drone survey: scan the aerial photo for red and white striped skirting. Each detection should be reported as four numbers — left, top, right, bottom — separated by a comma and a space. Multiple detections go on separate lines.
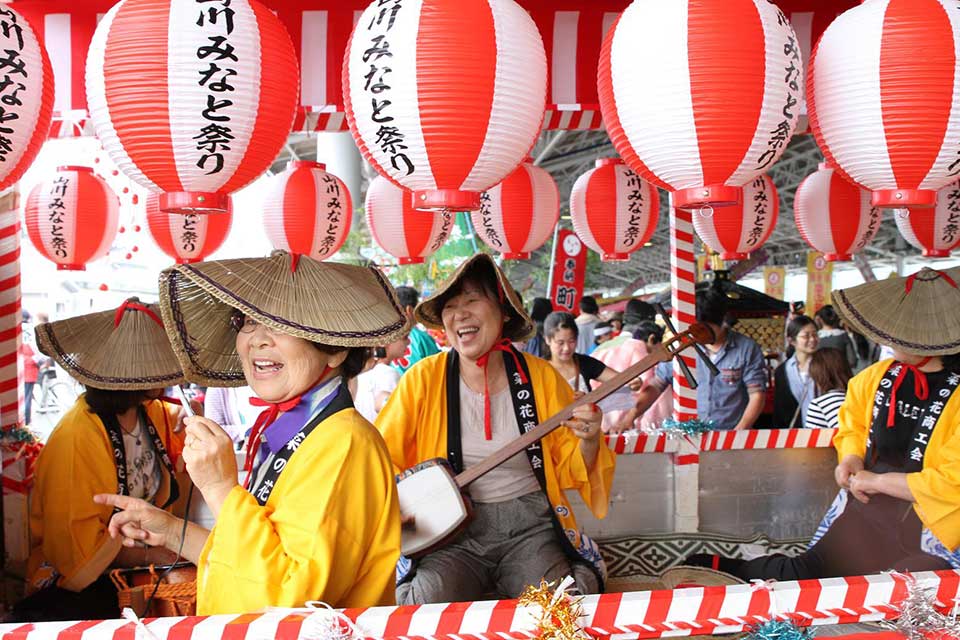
2, 570, 955, 640
606, 428, 838, 455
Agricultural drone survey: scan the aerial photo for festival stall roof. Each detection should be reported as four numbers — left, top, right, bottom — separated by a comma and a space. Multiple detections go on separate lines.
650, 270, 790, 319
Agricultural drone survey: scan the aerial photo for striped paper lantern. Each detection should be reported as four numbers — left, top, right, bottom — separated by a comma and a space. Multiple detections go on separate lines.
598, 0, 801, 211
470, 160, 558, 260
570, 158, 659, 262
0, 8, 54, 191
808, 0, 960, 208
24, 167, 120, 271
896, 182, 960, 258
263, 161, 352, 261
343, 0, 547, 212
146, 193, 232, 264
794, 165, 881, 262
365, 177, 453, 264
85, 0, 299, 215
691, 174, 778, 261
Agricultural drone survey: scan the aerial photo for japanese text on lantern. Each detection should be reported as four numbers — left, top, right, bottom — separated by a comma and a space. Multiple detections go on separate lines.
317, 173, 344, 258
478, 192, 501, 248
430, 212, 453, 251
0, 9, 27, 163
624, 169, 644, 247
362, 0, 414, 176
194, 0, 239, 175
757, 9, 799, 171
944, 188, 960, 244
180, 214, 199, 253
47, 176, 70, 258
746, 176, 769, 247
856, 208, 881, 251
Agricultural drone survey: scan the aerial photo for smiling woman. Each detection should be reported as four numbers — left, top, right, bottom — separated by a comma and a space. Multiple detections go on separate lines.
93, 252, 410, 616
375, 254, 615, 605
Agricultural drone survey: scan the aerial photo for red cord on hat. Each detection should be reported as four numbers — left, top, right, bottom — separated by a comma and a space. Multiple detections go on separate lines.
905, 269, 958, 294
887, 358, 931, 428
242, 366, 329, 487
114, 300, 162, 327
475, 339, 527, 440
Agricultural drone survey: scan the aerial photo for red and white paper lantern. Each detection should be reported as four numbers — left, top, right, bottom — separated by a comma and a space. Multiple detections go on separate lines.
691, 174, 778, 261
85, 0, 300, 215
794, 165, 881, 262
570, 158, 659, 262
263, 161, 352, 261
598, 0, 801, 210
809, 0, 960, 208
896, 182, 960, 257
470, 160, 558, 260
365, 176, 453, 264
146, 193, 232, 264
343, 0, 547, 212
24, 167, 120, 270
0, 8, 54, 191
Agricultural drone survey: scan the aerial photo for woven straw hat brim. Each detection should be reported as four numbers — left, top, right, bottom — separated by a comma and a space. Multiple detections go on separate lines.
35, 302, 186, 391
159, 252, 411, 387
832, 266, 960, 357
659, 566, 745, 589
415, 254, 536, 342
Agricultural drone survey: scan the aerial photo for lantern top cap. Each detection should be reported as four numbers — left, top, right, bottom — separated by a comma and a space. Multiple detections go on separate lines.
595, 158, 624, 168
58, 165, 94, 174
289, 160, 327, 172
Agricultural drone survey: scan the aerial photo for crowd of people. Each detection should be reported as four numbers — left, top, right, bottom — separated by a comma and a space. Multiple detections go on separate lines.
8, 253, 960, 622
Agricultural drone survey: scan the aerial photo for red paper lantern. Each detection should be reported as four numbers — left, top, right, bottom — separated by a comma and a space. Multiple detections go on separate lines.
691, 174, 778, 261
570, 158, 659, 262
344, 0, 546, 212
85, 0, 299, 214
896, 182, 960, 258
365, 177, 453, 264
808, 0, 960, 208
598, 0, 801, 211
145, 193, 232, 264
0, 8, 54, 191
24, 167, 120, 270
263, 161, 352, 261
470, 160, 558, 260
794, 165, 881, 262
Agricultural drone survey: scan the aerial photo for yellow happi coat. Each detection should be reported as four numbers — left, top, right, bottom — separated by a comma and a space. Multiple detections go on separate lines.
375, 351, 615, 565
835, 360, 960, 549
27, 396, 185, 592
196, 407, 400, 615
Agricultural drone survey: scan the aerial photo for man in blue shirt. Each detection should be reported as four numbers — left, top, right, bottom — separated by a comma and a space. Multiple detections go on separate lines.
623, 287, 768, 431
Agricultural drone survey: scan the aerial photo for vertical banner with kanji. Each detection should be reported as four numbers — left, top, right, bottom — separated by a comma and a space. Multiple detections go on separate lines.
806, 252, 833, 314
549, 229, 587, 313
764, 266, 786, 300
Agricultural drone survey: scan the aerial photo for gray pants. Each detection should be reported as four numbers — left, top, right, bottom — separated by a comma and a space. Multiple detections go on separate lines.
397, 491, 599, 604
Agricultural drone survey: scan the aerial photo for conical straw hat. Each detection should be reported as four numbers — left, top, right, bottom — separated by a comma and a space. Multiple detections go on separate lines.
415, 254, 535, 342
659, 565, 745, 589
36, 298, 185, 391
832, 266, 960, 357
158, 251, 410, 387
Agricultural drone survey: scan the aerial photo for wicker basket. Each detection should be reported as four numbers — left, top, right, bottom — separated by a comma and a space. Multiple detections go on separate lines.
110, 563, 196, 618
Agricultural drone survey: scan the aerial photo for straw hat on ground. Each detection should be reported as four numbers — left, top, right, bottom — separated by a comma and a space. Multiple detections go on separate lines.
415, 254, 535, 342
832, 266, 960, 357
158, 251, 410, 387
35, 298, 185, 391
659, 565, 745, 589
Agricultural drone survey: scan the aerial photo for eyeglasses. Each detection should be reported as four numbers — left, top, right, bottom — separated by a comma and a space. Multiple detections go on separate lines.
796, 332, 819, 341
230, 311, 280, 335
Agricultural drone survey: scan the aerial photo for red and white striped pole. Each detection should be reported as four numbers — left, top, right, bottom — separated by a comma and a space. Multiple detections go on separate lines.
669, 206, 698, 421
0, 191, 22, 429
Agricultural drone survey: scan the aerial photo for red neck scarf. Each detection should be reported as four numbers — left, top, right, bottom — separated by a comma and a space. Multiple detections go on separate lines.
474, 339, 527, 440
887, 358, 932, 428
242, 367, 330, 488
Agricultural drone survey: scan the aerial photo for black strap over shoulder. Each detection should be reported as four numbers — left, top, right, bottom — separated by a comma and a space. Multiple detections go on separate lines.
98, 407, 179, 509
445, 351, 464, 474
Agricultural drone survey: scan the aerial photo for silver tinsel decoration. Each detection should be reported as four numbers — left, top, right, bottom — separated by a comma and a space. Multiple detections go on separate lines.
884, 576, 960, 640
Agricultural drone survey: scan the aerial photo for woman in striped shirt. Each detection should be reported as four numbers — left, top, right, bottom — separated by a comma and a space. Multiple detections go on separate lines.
804, 347, 853, 429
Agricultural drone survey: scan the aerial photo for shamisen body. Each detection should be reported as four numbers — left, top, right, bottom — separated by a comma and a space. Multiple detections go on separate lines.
96, 252, 410, 615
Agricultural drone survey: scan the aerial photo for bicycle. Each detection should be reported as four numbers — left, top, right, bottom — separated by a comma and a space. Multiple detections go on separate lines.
33, 367, 79, 416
